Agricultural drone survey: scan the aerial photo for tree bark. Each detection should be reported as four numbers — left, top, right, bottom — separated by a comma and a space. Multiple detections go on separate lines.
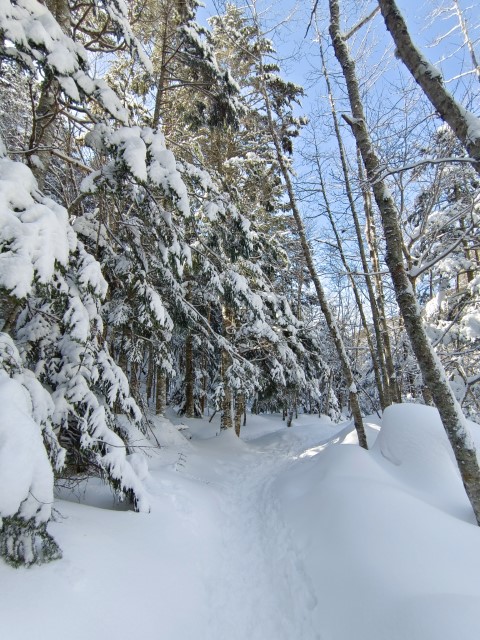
452, 0, 480, 83
184, 333, 195, 418
377, 0, 480, 174
156, 369, 167, 416
317, 163, 386, 410
27, 0, 71, 189
358, 150, 400, 402
130, 359, 139, 400
152, 7, 172, 130
318, 40, 392, 408
220, 306, 234, 430
329, 0, 480, 524
146, 344, 154, 404
220, 349, 233, 430
234, 392, 245, 437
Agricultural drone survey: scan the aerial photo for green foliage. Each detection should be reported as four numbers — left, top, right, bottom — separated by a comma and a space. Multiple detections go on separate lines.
0, 516, 62, 568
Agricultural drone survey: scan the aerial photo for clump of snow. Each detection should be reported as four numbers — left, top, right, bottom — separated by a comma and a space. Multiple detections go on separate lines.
109, 126, 148, 182
0, 158, 73, 298
0, 371, 54, 526
461, 310, 480, 340
85, 125, 192, 218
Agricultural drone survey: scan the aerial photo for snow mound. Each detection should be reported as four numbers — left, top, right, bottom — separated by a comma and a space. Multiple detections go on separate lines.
372, 403, 462, 502
152, 415, 193, 448
276, 412, 480, 640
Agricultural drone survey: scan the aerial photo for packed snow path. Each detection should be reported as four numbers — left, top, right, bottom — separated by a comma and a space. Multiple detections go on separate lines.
197, 429, 324, 640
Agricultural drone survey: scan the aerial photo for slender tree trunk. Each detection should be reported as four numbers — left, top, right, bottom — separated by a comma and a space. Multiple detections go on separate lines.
296, 262, 304, 320
329, 0, 480, 524
220, 306, 234, 430
155, 369, 167, 415
146, 344, 154, 405
234, 393, 245, 437
200, 305, 211, 415
451, 0, 480, 83
318, 40, 391, 408
317, 161, 387, 410
358, 151, 400, 402
220, 349, 233, 430
201, 354, 207, 415
152, 11, 171, 130
324, 370, 333, 417
184, 333, 195, 418
257, 55, 368, 449
377, 0, 480, 174
118, 332, 127, 372
130, 359, 139, 399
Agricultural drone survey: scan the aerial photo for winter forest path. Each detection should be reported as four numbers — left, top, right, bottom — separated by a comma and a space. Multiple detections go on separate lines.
170, 417, 353, 640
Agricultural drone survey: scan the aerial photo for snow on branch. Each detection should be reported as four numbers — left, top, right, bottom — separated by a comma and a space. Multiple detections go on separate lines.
0, 156, 74, 298
0, 0, 132, 123
370, 156, 479, 183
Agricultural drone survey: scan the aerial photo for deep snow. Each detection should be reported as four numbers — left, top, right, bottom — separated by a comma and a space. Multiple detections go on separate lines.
1, 405, 480, 640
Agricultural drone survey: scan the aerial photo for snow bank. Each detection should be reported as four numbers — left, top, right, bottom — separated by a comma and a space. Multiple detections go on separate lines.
276, 404, 480, 640
372, 403, 466, 514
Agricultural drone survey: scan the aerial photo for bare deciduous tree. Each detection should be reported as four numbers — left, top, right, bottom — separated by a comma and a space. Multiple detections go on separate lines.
329, 0, 480, 524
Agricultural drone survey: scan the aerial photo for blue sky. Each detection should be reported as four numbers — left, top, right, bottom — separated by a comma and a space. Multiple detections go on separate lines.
198, 0, 479, 102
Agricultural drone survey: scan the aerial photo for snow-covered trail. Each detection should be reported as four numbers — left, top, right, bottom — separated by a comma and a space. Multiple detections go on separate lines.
1, 412, 344, 640
169, 417, 355, 640
197, 432, 322, 640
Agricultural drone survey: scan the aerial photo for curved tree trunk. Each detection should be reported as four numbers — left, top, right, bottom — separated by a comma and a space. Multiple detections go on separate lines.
377, 0, 480, 174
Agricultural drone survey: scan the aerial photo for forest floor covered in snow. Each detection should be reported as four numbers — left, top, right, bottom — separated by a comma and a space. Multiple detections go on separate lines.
1, 404, 480, 640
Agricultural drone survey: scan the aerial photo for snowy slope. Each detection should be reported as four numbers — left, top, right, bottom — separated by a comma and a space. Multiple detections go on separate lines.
1, 405, 480, 640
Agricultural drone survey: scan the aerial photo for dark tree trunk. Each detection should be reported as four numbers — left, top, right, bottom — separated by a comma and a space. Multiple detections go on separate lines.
184, 333, 195, 418
156, 369, 167, 416
234, 393, 245, 437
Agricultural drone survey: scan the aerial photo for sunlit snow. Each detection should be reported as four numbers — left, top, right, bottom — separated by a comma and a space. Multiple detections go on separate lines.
1, 405, 479, 640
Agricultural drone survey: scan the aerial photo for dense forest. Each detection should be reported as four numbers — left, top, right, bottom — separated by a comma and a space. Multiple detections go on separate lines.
0, 0, 479, 567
